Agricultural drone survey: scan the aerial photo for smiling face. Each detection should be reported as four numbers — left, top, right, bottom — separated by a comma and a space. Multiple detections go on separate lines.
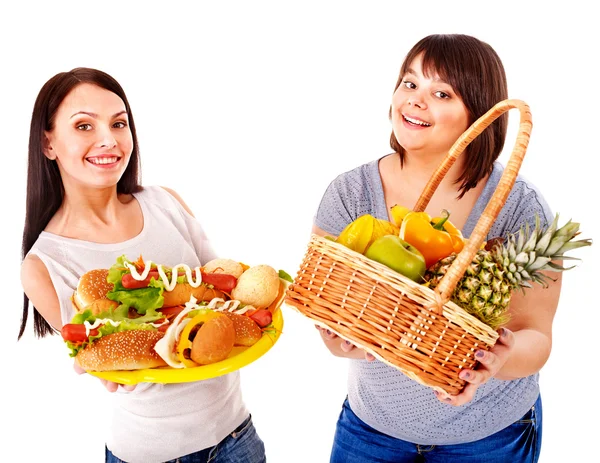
391, 53, 470, 159
44, 83, 133, 190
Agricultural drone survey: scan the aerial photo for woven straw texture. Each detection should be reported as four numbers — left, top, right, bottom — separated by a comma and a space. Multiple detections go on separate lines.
285, 99, 533, 395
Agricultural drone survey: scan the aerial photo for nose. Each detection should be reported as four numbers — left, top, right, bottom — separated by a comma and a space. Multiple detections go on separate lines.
407, 96, 426, 109
96, 125, 117, 149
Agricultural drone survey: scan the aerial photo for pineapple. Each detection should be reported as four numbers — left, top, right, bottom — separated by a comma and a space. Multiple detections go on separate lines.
424, 214, 592, 329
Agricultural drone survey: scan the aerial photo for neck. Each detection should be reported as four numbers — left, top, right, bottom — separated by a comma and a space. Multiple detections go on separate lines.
54, 185, 125, 231
399, 150, 466, 196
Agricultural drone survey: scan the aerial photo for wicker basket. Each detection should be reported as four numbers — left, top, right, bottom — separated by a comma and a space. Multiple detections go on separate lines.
284, 99, 533, 395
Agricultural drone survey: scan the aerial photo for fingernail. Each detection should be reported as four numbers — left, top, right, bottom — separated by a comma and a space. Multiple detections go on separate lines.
460, 371, 470, 380
326, 330, 331, 335
500, 327, 508, 337
476, 350, 485, 358
444, 397, 452, 403
345, 340, 351, 345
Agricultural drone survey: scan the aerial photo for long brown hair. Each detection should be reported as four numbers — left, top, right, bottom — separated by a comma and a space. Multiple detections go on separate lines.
19, 68, 143, 339
390, 34, 509, 197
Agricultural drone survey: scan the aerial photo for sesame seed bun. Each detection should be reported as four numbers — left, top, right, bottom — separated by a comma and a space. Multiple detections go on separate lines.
75, 330, 168, 371
225, 312, 262, 347
72, 269, 118, 315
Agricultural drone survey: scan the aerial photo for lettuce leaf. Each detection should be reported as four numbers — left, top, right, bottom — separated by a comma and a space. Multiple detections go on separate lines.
66, 307, 163, 357
106, 255, 165, 314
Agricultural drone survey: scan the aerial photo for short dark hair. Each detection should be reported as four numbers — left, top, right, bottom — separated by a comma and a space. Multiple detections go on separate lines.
390, 34, 509, 197
19, 68, 143, 339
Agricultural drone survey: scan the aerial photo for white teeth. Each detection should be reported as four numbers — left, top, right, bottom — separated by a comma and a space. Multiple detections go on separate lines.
404, 115, 431, 126
89, 157, 118, 165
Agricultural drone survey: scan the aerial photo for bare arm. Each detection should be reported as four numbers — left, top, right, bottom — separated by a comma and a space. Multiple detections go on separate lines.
21, 255, 62, 331
439, 271, 560, 405
496, 271, 560, 379
21, 255, 135, 393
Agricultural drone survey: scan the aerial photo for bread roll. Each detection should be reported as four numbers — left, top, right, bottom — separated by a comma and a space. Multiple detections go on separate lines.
75, 330, 167, 371
72, 269, 118, 314
226, 312, 262, 346
203, 259, 244, 278
231, 265, 280, 309
161, 283, 224, 307
190, 315, 235, 365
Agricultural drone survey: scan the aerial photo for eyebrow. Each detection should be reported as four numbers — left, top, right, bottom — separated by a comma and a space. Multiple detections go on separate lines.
70, 110, 127, 119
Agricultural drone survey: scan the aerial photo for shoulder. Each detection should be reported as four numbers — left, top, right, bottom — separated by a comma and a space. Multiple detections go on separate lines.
135, 185, 196, 217
490, 163, 553, 235
315, 157, 383, 235
322, 158, 381, 201
159, 186, 195, 217
21, 253, 48, 283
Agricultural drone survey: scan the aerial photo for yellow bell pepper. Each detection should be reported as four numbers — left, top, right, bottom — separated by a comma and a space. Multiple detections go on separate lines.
399, 209, 465, 268
176, 310, 222, 368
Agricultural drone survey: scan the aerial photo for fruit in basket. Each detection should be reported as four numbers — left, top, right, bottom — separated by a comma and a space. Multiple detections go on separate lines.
390, 204, 411, 227
400, 209, 465, 268
424, 214, 592, 329
336, 214, 399, 254
364, 235, 426, 282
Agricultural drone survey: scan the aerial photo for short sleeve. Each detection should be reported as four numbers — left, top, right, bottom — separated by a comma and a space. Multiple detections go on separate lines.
314, 177, 356, 236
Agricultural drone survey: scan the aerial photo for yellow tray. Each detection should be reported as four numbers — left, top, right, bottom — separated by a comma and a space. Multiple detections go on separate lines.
90, 307, 283, 385
89, 279, 289, 385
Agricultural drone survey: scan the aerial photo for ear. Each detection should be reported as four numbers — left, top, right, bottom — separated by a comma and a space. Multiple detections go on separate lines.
42, 131, 56, 160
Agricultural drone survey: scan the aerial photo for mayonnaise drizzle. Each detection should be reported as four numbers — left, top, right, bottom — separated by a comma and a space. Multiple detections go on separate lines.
125, 261, 203, 291
206, 298, 246, 314
83, 317, 168, 337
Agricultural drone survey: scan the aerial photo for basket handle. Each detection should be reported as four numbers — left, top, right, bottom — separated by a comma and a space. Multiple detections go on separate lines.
412, 99, 533, 306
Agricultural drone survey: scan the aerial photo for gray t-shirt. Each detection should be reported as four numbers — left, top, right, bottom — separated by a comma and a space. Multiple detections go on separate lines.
314, 156, 553, 445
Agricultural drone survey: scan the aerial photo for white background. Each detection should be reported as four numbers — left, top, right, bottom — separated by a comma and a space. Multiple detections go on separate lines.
1, 1, 598, 462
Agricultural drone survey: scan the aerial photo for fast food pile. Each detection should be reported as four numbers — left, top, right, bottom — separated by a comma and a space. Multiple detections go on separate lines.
61, 256, 288, 372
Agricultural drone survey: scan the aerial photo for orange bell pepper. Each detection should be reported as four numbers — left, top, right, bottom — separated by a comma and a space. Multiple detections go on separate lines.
399, 209, 465, 268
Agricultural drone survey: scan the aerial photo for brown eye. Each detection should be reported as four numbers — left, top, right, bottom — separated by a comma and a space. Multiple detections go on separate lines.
113, 121, 127, 129
77, 123, 92, 131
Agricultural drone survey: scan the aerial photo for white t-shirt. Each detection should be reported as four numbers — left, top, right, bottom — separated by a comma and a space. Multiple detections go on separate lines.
29, 186, 248, 462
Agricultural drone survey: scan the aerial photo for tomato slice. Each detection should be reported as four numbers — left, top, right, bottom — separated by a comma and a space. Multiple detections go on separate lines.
61, 324, 99, 343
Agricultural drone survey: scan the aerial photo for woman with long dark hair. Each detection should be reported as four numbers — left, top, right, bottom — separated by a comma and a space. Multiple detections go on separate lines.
19, 68, 266, 463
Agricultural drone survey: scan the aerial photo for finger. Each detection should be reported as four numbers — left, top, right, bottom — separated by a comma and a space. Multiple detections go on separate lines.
365, 352, 375, 361
435, 382, 478, 406
320, 328, 338, 340
459, 367, 489, 386
101, 379, 119, 393
496, 327, 515, 349
73, 362, 87, 375
340, 339, 356, 353
120, 384, 137, 392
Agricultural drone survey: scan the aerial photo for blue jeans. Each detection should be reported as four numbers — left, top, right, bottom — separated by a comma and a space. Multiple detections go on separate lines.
105, 414, 266, 463
330, 396, 542, 463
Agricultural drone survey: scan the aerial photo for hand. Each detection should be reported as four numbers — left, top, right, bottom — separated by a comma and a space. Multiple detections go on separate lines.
73, 362, 137, 393
434, 327, 515, 406
316, 325, 375, 361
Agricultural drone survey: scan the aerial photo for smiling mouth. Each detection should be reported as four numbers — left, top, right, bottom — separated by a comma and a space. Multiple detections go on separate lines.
403, 115, 431, 127
87, 157, 120, 165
